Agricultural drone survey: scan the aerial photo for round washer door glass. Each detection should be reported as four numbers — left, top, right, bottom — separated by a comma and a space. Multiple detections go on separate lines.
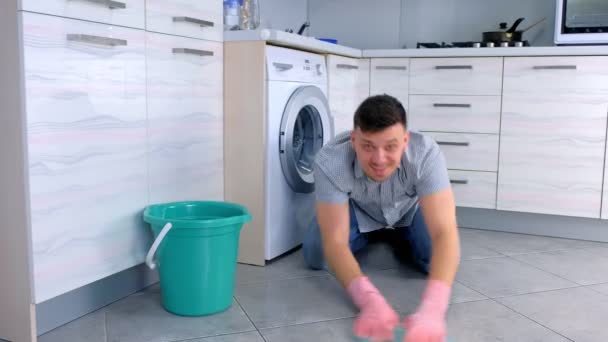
280, 86, 332, 193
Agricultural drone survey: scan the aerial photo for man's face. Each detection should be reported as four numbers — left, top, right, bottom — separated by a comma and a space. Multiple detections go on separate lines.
351, 123, 409, 182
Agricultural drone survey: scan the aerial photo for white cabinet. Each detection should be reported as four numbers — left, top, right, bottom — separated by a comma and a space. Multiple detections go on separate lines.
498, 57, 608, 218
146, 32, 224, 203
410, 57, 503, 95
20, 0, 145, 29
424, 132, 499, 172
498, 94, 607, 218
370, 58, 409, 110
22, 12, 149, 303
146, 0, 223, 42
327, 55, 370, 134
448, 170, 497, 209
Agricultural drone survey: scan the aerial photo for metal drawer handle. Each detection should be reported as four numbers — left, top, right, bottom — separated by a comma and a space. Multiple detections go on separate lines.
433, 103, 471, 108
172, 48, 213, 56
66, 34, 127, 46
436, 141, 470, 146
435, 65, 473, 70
450, 179, 469, 185
337, 64, 359, 70
532, 65, 577, 70
273, 62, 293, 71
375, 65, 407, 70
173, 16, 214, 28
77, 0, 126, 9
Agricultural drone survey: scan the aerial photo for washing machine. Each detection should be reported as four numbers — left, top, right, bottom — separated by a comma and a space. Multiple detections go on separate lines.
264, 45, 334, 260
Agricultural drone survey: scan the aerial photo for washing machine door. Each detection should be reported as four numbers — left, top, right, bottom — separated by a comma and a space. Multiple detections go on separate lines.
279, 86, 333, 193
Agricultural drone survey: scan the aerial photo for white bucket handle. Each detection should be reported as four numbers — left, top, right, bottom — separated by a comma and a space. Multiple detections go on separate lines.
145, 222, 173, 270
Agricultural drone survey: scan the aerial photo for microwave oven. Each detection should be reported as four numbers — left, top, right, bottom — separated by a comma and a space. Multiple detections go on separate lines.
555, 0, 608, 45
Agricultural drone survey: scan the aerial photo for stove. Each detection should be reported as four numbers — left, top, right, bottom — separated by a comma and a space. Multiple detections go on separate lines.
416, 41, 530, 48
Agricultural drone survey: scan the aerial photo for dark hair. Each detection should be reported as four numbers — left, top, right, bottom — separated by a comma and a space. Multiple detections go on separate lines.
353, 94, 407, 132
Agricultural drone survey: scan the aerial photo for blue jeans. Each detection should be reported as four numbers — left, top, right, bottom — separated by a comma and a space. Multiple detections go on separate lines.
302, 202, 432, 274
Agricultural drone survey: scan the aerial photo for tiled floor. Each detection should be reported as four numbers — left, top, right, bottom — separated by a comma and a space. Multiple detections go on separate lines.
39, 228, 608, 342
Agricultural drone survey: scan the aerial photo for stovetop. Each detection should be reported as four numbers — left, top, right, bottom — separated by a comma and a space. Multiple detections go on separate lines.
416, 41, 530, 48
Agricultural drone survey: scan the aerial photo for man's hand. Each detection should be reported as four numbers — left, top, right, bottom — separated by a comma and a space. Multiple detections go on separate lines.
403, 280, 451, 342
348, 276, 399, 341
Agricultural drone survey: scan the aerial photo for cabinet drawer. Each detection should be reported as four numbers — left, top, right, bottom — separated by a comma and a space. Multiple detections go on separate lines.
449, 170, 497, 209
410, 57, 503, 95
147, 32, 223, 204
504, 56, 608, 96
370, 58, 409, 110
328, 55, 370, 134
146, 0, 222, 41
409, 95, 500, 133
21, 0, 144, 29
425, 132, 498, 171
22, 12, 148, 302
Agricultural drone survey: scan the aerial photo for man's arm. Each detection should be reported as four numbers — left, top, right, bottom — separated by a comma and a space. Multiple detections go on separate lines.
418, 187, 460, 286
316, 201, 362, 288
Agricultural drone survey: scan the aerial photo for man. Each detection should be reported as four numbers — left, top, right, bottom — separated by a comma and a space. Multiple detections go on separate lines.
302, 94, 460, 342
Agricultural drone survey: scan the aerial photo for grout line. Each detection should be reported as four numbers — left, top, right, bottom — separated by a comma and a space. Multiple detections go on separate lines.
233, 294, 263, 334
257, 315, 357, 333
504, 254, 585, 286
489, 298, 575, 342
167, 329, 259, 342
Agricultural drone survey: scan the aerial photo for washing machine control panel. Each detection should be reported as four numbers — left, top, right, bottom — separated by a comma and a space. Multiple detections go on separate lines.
266, 45, 327, 84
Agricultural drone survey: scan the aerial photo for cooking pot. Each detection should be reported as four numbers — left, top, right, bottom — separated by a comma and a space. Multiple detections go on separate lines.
483, 18, 525, 43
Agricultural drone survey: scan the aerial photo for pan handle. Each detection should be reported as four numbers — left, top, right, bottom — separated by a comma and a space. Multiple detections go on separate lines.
506, 17, 525, 33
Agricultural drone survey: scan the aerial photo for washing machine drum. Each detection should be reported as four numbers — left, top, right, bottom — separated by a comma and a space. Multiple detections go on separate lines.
279, 86, 333, 193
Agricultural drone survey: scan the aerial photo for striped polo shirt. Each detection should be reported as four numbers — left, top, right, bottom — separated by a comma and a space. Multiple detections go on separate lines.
313, 130, 450, 233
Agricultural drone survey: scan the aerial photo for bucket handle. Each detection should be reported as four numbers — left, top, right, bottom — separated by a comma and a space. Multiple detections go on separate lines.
145, 222, 173, 270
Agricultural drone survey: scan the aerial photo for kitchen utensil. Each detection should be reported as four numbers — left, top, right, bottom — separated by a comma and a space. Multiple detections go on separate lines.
483, 17, 525, 43
297, 21, 310, 35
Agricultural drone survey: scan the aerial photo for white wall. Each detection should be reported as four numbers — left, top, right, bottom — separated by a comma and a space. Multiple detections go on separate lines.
308, 0, 402, 49
258, 0, 309, 33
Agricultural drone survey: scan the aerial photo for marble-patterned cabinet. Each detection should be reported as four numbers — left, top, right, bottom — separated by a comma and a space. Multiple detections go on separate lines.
498, 56, 608, 218
2, 1, 223, 339
327, 55, 370, 134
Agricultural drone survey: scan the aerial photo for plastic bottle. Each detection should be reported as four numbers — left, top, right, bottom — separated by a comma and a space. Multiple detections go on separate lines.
223, 0, 241, 31
240, 0, 260, 30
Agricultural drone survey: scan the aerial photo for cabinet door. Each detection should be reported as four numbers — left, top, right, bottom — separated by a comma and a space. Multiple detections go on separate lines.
370, 58, 409, 110
22, 13, 148, 302
424, 132, 499, 172
146, 0, 222, 41
327, 55, 370, 134
498, 94, 608, 218
21, 0, 145, 29
146, 32, 224, 204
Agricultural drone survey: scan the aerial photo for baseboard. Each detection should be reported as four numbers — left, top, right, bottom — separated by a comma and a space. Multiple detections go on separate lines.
456, 207, 608, 243
36, 263, 159, 336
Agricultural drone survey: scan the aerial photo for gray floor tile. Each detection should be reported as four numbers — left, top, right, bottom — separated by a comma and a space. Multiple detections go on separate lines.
460, 229, 607, 256
236, 249, 328, 285
497, 287, 608, 342
260, 318, 356, 342
177, 331, 265, 342
234, 275, 355, 329
355, 242, 402, 272
512, 248, 608, 285
456, 257, 578, 298
105, 285, 254, 342
447, 300, 570, 342
587, 282, 608, 296
459, 230, 504, 260
366, 267, 487, 315
38, 309, 106, 342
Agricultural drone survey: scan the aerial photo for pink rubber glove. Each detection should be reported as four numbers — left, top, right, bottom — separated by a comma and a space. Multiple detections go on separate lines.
347, 276, 399, 341
404, 280, 451, 342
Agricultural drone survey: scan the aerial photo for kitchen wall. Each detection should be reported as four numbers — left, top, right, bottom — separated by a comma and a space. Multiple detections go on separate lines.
270, 0, 556, 49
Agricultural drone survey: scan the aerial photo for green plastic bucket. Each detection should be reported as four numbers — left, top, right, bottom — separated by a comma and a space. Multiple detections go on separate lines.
143, 201, 251, 316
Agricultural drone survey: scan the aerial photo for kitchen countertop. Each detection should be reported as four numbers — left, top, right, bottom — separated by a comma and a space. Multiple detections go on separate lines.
223, 29, 362, 58
224, 29, 608, 58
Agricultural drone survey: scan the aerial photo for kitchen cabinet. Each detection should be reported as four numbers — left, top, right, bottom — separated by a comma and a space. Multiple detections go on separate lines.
146, 0, 223, 42
408, 57, 502, 209
327, 55, 370, 134
2, 2, 224, 340
498, 57, 608, 218
369, 58, 409, 110
146, 32, 224, 203
20, 0, 145, 29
